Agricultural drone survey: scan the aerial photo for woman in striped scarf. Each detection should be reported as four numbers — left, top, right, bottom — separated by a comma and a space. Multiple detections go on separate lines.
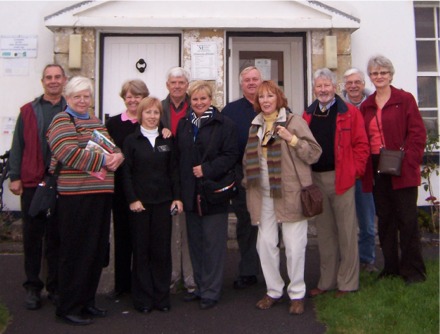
243, 80, 321, 315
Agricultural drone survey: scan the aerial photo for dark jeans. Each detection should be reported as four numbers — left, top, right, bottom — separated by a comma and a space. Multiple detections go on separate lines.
21, 187, 58, 294
372, 155, 426, 280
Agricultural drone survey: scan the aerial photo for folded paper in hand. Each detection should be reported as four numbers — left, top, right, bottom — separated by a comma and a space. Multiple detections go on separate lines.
85, 130, 116, 180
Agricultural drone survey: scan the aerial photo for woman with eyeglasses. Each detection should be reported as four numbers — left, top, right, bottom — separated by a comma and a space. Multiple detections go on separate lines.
360, 55, 427, 285
243, 80, 321, 315
47, 76, 125, 325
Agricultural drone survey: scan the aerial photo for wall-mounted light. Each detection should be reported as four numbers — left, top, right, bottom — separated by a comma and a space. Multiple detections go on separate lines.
69, 34, 82, 69
324, 36, 337, 69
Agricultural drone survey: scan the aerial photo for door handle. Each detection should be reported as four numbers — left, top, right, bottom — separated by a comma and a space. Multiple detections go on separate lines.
136, 59, 147, 73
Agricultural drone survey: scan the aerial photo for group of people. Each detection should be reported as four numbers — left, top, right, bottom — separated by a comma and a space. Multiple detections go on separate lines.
8, 54, 428, 325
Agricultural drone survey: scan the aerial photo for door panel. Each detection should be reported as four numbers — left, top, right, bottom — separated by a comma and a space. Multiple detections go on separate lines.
101, 35, 180, 119
229, 36, 304, 115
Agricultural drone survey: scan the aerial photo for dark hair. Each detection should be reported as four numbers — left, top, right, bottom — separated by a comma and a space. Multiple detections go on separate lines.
42, 64, 66, 79
253, 80, 288, 113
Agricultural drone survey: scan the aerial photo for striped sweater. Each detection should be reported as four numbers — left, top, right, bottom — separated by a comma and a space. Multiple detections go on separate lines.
47, 112, 120, 195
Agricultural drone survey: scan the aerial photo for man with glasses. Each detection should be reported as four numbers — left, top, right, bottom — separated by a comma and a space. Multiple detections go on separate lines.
342, 68, 378, 274
303, 68, 369, 298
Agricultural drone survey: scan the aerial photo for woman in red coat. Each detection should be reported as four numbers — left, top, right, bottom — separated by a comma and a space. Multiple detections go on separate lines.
361, 55, 427, 285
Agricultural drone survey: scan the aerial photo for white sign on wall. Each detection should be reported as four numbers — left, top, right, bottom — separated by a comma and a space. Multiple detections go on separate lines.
1, 35, 38, 58
191, 42, 217, 80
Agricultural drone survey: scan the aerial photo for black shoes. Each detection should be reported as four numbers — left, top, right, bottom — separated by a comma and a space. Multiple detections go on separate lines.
134, 305, 152, 314
200, 298, 217, 310
56, 313, 93, 326
81, 306, 107, 318
183, 292, 200, 302
47, 293, 59, 306
25, 289, 41, 310
233, 275, 257, 290
155, 306, 171, 312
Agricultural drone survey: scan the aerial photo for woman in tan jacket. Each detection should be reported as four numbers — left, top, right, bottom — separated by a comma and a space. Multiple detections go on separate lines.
243, 81, 321, 315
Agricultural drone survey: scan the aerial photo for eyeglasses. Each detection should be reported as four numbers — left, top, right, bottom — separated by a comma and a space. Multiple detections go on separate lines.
345, 80, 363, 86
72, 95, 91, 102
369, 71, 390, 78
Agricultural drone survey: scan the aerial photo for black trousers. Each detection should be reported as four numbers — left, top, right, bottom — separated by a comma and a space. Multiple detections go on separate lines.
372, 155, 426, 280
230, 180, 259, 277
56, 193, 112, 315
21, 187, 58, 294
130, 201, 172, 310
111, 190, 132, 293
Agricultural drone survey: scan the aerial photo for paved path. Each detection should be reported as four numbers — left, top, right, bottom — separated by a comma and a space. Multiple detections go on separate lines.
1, 225, 438, 334
1, 244, 327, 334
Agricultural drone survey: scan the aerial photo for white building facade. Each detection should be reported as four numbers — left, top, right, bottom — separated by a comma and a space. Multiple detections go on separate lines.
0, 0, 438, 211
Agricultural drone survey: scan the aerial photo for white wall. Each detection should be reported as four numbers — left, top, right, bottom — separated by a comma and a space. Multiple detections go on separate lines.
0, 1, 77, 210
332, 1, 418, 96
0, 0, 435, 210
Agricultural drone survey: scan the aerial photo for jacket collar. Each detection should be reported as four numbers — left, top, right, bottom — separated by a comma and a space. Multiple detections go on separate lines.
305, 94, 348, 115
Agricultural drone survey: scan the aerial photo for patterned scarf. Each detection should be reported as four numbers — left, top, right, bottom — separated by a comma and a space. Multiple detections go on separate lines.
245, 116, 282, 198
191, 106, 214, 140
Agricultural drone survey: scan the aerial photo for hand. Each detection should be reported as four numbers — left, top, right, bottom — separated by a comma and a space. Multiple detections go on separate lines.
162, 128, 172, 139
192, 165, 203, 178
276, 125, 293, 142
9, 180, 23, 196
105, 152, 125, 171
129, 200, 145, 213
171, 200, 184, 214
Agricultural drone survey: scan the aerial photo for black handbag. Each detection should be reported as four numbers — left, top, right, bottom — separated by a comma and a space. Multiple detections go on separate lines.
28, 162, 62, 218
375, 114, 405, 176
377, 148, 405, 176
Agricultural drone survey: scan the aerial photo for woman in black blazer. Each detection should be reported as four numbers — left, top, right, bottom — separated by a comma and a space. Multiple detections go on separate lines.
175, 81, 239, 309
122, 97, 182, 313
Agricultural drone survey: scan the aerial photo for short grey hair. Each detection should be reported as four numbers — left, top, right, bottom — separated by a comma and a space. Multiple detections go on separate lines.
313, 68, 337, 86
64, 76, 93, 97
166, 66, 191, 82
367, 55, 395, 76
343, 68, 365, 83
239, 66, 262, 84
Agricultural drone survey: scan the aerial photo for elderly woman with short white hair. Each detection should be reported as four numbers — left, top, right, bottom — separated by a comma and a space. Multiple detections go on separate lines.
47, 76, 124, 326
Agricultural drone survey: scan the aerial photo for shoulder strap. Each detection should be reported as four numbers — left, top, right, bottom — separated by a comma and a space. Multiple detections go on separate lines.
52, 112, 76, 178
284, 115, 304, 188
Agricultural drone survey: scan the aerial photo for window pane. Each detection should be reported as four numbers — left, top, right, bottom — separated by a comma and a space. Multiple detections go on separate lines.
416, 41, 437, 71
423, 118, 438, 137
417, 76, 438, 108
415, 7, 435, 38
437, 7, 440, 36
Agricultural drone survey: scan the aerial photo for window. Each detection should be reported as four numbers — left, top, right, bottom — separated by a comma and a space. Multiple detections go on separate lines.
414, 1, 439, 137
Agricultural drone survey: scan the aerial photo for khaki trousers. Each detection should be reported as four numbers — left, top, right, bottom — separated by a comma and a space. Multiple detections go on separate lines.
313, 171, 359, 292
